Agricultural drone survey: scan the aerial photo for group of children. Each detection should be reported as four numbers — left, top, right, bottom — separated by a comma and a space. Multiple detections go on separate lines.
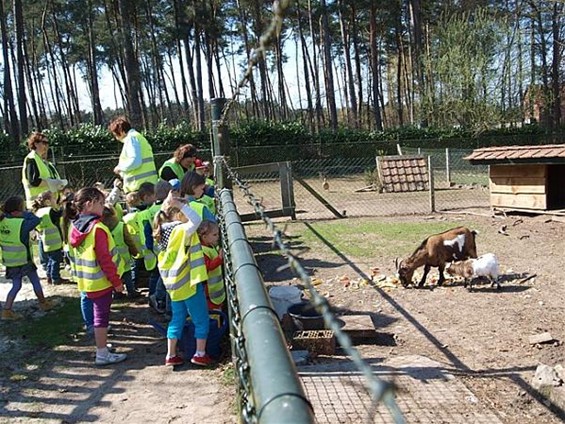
0, 162, 225, 367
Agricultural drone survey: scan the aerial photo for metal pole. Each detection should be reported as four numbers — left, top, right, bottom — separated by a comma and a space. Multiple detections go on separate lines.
428, 155, 435, 212
445, 148, 451, 186
220, 189, 315, 423
210, 98, 232, 190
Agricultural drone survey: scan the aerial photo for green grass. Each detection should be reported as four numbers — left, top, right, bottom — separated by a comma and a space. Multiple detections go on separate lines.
2, 297, 83, 348
287, 219, 485, 259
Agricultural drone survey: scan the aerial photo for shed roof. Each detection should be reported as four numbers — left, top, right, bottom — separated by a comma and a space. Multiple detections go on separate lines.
465, 144, 565, 165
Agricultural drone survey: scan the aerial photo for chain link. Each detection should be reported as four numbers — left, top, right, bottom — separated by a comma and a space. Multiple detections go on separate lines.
220, 157, 406, 424
217, 0, 291, 127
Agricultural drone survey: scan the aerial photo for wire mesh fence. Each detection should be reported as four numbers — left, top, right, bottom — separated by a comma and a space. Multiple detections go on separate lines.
231, 148, 490, 220
0, 150, 212, 200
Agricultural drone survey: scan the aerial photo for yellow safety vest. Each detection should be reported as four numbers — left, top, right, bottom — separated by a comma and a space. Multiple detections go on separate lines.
123, 210, 156, 271
0, 217, 30, 267
199, 194, 216, 215
135, 205, 156, 271
69, 222, 122, 293
21, 151, 52, 209
202, 245, 225, 305
158, 224, 207, 302
119, 130, 158, 193
189, 201, 206, 220
35, 207, 63, 252
111, 221, 131, 276
158, 158, 185, 181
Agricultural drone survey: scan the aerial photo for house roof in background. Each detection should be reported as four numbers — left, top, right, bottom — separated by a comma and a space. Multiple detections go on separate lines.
464, 144, 565, 164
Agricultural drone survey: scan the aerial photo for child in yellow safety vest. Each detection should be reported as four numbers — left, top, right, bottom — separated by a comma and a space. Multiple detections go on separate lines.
31, 191, 69, 285
153, 192, 212, 367
0, 196, 55, 320
197, 220, 225, 311
68, 187, 127, 366
179, 171, 216, 222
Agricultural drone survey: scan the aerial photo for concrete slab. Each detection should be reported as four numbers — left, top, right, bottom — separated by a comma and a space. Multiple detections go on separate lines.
339, 314, 376, 338
298, 355, 503, 423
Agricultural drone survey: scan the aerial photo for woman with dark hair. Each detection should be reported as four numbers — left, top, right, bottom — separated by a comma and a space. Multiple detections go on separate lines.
159, 144, 197, 182
21, 132, 67, 209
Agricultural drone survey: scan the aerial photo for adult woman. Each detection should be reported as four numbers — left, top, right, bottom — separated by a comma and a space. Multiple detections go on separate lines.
158, 144, 197, 182
109, 116, 158, 194
21, 132, 67, 209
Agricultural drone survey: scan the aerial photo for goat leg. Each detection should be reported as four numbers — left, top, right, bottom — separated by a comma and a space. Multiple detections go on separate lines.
437, 266, 446, 286
418, 265, 431, 287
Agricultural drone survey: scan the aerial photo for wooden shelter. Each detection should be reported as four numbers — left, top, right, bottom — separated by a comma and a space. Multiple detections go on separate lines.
465, 144, 565, 212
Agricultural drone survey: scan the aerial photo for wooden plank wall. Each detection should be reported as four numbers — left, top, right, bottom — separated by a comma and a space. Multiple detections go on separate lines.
489, 164, 547, 210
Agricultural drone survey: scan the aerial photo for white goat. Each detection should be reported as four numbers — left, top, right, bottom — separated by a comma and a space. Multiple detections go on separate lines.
446, 253, 501, 289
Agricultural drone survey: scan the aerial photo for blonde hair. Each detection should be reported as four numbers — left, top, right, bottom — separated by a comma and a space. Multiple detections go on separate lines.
152, 205, 181, 243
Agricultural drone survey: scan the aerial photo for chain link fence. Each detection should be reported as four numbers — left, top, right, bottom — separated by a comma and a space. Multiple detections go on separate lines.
0, 150, 213, 199
231, 147, 490, 220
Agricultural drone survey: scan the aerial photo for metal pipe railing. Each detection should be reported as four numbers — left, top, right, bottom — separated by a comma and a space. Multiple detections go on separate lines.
219, 188, 315, 423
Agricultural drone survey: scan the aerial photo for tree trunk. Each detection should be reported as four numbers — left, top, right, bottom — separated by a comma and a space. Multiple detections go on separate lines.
86, 0, 103, 124
550, 3, 563, 127
0, 0, 19, 143
13, 0, 27, 135
319, 0, 337, 131
117, 0, 143, 127
296, 0, 314, 132
337, 0, 357, 128
369, 1, 383, 130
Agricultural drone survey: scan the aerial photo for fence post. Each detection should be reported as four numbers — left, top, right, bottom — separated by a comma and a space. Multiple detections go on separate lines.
210, 98, 232, 190
279, 161, 296, 219
428, 155, 435, 212
445, 148, 451, 186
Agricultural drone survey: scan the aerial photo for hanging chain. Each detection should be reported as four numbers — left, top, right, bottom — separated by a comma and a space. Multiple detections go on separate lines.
220, 158, 406, 424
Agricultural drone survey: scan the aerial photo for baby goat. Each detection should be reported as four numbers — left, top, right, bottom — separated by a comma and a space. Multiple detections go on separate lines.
396, 226, 478, 287
446, 253, 500, 289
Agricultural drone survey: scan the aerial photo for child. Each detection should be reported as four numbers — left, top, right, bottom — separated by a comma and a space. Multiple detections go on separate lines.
32, 191, 68, 285
197, 220, 225, 311
154, 192, 212, 367
0, 196, 54, 320
101, 205, 140, 299
68, 187, 127, 365
179, 171, 216, 222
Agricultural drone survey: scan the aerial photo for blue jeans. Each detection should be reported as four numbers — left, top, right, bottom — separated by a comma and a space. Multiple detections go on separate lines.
38, 239, 48, 271
80, 291, 94, 331
45, 249, 62, 281
122, 270, 135, 294
167, 284, 209, 340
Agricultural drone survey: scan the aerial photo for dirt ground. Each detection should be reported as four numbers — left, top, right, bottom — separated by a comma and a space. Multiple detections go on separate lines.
1, 208, 564, 423
0, 280, 237, 423
248, 209, 565, 423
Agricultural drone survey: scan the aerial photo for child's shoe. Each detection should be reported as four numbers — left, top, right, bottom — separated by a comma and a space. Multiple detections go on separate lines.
95, 352, 127, 366
1, 309, 23, 321
165, 355, 184, 366
39, 299, 55, 311
190, 354, 213, 367
53, 278, 71, 285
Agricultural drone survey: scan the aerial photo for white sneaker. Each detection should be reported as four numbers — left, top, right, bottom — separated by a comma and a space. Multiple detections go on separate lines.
95, 352, 127, 366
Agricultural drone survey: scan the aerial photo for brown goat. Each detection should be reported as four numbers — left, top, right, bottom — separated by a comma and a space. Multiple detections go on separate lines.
396, 226, 478, 287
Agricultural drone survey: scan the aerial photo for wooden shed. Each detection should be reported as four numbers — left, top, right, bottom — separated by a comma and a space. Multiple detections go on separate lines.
465, 144, 565, 212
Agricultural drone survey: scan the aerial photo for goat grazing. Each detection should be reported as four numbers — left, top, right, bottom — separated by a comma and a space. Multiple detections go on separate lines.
396, 226, 478, 287
446, 253, 500, 289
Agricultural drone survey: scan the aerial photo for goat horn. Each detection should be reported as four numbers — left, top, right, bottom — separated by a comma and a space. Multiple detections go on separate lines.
394, 257, 399, 271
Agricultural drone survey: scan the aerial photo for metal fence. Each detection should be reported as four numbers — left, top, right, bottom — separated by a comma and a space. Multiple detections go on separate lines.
231, 148, 490, 221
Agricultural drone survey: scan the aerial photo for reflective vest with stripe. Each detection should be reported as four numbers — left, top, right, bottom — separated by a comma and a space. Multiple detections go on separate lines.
202, 245, 225, 305
123, 210, 156, 271
135, 206, 160, 271
111, 221, 131, 275
21, 151, 52, 208
189, 201, 206, 220
35, 207, 63, 252
119, 130, 158, 193
0, 217, 30, 268
199, 195, 216, 215
158, 224, 207, 302
69, 222, 122, 293
158, 158, 185, 181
